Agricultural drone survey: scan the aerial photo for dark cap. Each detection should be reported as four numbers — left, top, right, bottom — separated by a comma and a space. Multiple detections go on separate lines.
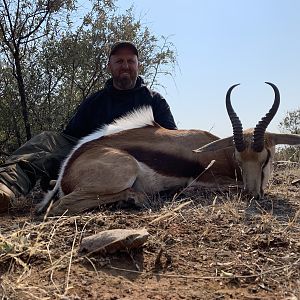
109, 41, 139, 58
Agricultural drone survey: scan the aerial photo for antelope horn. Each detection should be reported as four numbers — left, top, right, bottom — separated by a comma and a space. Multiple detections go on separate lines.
252, 82, 280, 152
226, 84, 246, 152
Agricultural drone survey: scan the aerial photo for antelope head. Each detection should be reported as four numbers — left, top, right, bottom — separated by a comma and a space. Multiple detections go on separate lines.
195, 82, 300, 199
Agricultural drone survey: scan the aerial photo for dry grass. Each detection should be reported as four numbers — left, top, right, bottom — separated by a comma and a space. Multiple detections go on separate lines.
0, 164, 299, 300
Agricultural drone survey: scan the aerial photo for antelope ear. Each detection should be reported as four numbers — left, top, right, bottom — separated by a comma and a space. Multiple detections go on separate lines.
193, 136, 234, 153
270, 133, 300, 146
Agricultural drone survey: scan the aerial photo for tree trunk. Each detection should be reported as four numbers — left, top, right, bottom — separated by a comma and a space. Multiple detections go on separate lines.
14, 54, 32, 141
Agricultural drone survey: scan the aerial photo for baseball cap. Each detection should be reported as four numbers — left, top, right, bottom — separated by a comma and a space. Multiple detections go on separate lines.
109, 41, 139, 58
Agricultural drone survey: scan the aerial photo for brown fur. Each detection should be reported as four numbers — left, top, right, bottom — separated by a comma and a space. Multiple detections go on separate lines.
50, 126, 241, 215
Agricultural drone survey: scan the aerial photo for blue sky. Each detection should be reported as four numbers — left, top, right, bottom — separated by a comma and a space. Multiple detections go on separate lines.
85, 0, 300, 137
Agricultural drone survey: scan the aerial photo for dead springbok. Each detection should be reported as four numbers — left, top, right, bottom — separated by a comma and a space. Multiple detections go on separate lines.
194, 82, 300, 198
37, 82, 300, 215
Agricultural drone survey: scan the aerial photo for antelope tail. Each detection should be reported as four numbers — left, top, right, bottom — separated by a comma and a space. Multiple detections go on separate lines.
36, 181, 60, 214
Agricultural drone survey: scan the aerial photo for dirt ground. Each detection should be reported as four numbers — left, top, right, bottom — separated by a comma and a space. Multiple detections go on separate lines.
0, 164, 299, 300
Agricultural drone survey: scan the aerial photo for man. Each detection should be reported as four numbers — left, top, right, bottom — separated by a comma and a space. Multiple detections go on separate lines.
0, 41, 177, 213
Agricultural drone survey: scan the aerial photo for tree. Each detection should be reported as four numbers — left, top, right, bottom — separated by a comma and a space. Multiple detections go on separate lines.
0, 60, 22, 146
0, 0, 75, 140
279, 108, 300, 134
277, 108, 300, 162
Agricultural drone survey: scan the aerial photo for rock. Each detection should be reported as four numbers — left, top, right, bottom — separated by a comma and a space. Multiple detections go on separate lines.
78, 228, 149, 256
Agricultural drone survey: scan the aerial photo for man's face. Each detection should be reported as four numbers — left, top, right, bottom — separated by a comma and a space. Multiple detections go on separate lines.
107, 47, 139, 90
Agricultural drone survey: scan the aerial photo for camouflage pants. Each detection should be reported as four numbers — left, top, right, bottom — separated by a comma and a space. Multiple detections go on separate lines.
0, 132, 78, 196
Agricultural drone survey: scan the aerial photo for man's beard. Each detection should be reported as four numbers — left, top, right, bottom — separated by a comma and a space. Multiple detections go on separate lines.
114, 74, 137, 90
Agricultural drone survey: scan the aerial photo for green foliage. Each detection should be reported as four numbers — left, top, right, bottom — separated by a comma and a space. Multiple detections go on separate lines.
279, 108, 300, 134
0, 62, 23, 150
0, 0, 177, 154
0, 0, 78, 142
277, 108, 300, 162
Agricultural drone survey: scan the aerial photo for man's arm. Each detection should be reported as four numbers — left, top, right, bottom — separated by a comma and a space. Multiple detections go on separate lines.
63, 93, 98, 138
152, 93, 177, 129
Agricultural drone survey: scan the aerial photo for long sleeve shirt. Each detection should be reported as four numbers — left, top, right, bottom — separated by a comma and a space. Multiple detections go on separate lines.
64, 76, 177, 139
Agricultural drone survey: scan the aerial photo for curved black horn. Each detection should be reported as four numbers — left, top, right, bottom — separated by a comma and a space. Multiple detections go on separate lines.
226, 84, 246, 152
252, 82, 280, 152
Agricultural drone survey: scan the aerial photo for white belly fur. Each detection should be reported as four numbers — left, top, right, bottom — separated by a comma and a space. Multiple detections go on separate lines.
133, 162, 192, 194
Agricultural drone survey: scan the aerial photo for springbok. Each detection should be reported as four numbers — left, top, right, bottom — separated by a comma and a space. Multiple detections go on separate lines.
38, 82, 300, 215
194, 82, 300, 197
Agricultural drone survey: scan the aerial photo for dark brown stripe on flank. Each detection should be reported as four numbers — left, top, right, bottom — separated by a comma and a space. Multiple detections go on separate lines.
123, 146, 204, 178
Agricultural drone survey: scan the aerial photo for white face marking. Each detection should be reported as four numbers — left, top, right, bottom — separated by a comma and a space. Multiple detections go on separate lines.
235, 147, 274, 198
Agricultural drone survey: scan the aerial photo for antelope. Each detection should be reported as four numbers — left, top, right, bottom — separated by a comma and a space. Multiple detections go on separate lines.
37, 82, 300, 215
194, 82, 300, 197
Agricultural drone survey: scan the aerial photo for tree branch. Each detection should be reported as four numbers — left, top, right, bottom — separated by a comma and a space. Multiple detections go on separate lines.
20, 8, 50, 41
